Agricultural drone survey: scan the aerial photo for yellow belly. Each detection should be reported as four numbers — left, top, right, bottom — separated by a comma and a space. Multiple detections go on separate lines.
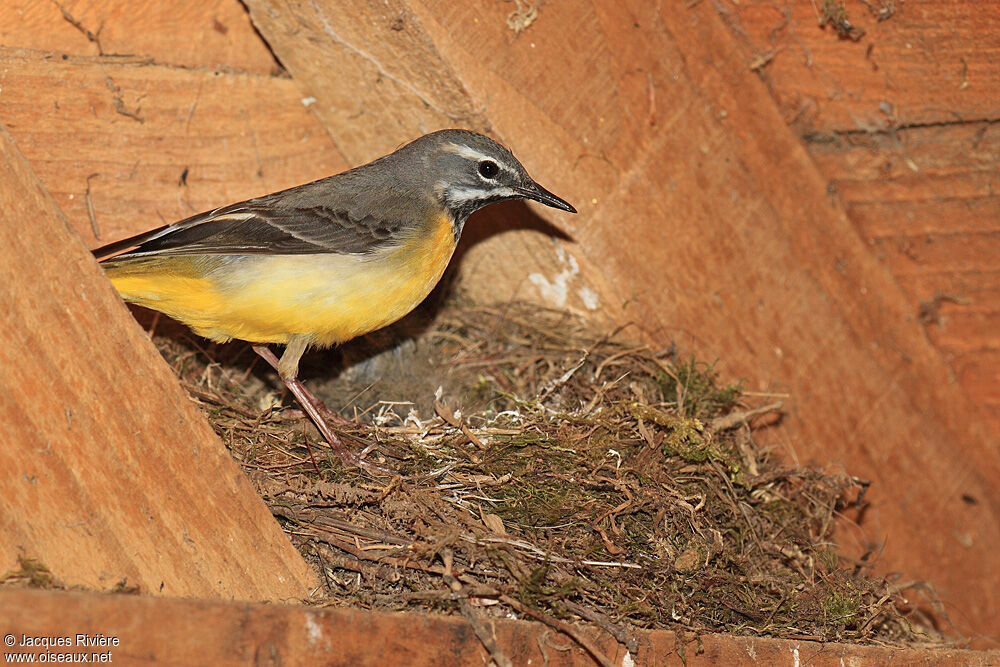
103, 213, 458, 346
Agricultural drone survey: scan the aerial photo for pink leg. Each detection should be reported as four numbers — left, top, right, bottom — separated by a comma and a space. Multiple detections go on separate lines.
253, 344, 387, 474
279, 390, 353, 426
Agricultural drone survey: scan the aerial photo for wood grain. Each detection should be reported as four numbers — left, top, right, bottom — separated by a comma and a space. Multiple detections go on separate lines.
242, 0, 487, 164
808, 122, 1000, 436
0, 47, 349, 249
723, 0, 1000, 132
0, 122, 317, 600
0, 0, 277, 73
2, 588, 996, 666
723, 4, 1000, 440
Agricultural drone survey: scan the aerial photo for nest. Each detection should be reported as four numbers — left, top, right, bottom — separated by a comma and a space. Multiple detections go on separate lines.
157, 301, 946, 662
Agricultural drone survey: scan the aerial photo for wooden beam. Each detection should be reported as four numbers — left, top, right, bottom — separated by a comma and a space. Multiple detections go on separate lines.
723, 5, 1000, 437
0, 123, 316, 600
0, 47, 349, 249
721, 0, 1000, 132
0, 0, 278, 73
807, 123, 1000, 434
239, 0, 487, 164
2, 588, 995, 665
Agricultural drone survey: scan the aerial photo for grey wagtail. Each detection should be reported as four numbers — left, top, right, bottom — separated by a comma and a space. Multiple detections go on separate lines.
93, 129, 576, 468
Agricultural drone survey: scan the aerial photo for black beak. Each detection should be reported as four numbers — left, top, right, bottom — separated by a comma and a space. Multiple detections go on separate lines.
520, 182, 577, 214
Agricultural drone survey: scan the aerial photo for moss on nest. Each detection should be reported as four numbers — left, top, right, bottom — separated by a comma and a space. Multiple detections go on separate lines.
154, 300, 945, 654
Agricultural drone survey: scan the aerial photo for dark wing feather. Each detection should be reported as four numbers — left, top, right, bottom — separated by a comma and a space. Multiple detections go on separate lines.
93, 180, 406, 260
92, 223, 173, 260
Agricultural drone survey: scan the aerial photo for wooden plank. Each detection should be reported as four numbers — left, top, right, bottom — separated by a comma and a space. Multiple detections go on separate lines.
848, 197, 1000, 238
723, 0, 1000, 432
239, 0, 1000, 638
1, 588, 996, 666
807, 121, 1000, 182
897, 270, 1000, 310
0, 47, 349, 249
808, 122, 1000, 438
954, 351, 1000, 406
722, 0, 1000, 132
241, 0, 487, 164
835, 170, 1000, 203
0, 0, 277, 73
0, 122, 317, 600
872, 232, 1000, 278
925, 309, 1000, 353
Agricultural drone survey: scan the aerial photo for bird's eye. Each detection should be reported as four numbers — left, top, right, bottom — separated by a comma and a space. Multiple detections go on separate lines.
477, 160, 499, 179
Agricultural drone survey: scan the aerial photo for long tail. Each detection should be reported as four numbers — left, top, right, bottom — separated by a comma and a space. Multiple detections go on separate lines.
92, 224, 173, 260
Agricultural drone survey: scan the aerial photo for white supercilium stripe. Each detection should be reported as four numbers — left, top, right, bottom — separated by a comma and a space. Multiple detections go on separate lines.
442, 142, 518, 177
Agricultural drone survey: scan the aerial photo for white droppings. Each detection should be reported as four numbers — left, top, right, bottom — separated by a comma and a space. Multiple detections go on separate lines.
578, 286, 600, 311
301, 96, 317, 107
607, 448, 622, 469
622, 650, 635, 667
792, 645, 800, 667
528, 245, 579, 308
305, 614, 324, 645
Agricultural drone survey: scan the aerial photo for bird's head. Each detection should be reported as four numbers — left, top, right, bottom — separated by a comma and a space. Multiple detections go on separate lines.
402, 129, 576, 225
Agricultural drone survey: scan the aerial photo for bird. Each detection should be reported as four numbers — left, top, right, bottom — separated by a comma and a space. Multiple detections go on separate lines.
93, 129, 576, 470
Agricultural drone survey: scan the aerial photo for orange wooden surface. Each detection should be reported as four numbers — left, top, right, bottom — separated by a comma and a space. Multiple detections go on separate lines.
0, 123, 316, 600
2, 588, 995, 666
733, 4, 1000, 438
0, 0, 276, 73
724, 0, 1000, 132
0, 47, 349, 250
807, 123, 1000, 438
